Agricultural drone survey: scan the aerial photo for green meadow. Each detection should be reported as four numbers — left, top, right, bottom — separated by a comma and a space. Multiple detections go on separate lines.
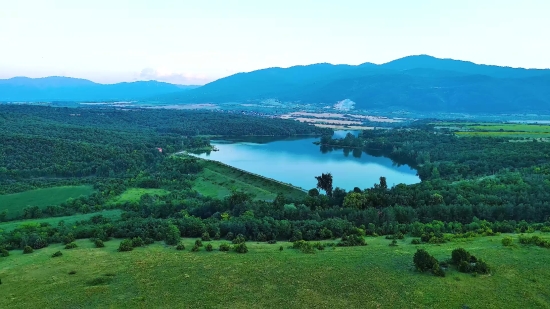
109, 188, 171, 205
0, 186, 95, 219
1, 234, 549, 308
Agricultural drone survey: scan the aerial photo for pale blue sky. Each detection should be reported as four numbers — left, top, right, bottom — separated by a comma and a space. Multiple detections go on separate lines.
1, 0, 548, 84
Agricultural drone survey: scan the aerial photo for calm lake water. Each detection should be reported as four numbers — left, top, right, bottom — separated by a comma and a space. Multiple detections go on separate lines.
195, 133, 420, 191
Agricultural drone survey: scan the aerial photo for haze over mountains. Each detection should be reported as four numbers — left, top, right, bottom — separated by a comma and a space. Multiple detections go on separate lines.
0, 77, 198, 102
2, 55, 550, 113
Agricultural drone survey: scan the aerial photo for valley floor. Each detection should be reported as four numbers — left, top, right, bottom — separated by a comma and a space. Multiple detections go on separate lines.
1, 235, 549, 308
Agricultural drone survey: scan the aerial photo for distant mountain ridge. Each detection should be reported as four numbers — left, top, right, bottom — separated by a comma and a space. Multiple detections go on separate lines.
162, 55, 550, 113
0, 77, 199, 102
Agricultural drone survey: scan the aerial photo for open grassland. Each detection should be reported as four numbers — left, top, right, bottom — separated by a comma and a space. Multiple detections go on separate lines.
0, 210, 122, 233
435, 122, 550, 138
194, 160, 306, 201
109, 188, 170, 204
0, 186, 95, 218
1, 235, 549, 308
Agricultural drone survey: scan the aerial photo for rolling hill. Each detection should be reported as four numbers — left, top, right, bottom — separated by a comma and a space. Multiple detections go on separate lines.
162, 55, 550, 113
0, 77, 199, 102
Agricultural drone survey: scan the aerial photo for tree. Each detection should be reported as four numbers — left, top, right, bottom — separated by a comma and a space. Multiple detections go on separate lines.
165, 223, 181, 245
413, 249, 437, 272
379, 177, 387, 190
315, 173, 333, 197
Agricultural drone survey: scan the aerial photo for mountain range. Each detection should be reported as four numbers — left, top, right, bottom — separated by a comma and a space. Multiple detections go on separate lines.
0, 77, 198, 102
2, 55, 550, 113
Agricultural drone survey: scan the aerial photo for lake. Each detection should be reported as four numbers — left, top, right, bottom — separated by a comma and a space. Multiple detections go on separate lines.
195, 134, 420, 191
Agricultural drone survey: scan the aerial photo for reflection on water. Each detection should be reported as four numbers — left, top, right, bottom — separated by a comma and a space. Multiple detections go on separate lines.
196, 133, 420, 191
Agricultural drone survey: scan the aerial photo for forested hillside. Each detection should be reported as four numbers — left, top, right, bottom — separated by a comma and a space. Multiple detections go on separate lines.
162, 55, 550, 113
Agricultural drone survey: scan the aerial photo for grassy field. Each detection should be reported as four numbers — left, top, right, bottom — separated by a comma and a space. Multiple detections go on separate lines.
1, 234, 549, 308
109, 188, 170, 204
0, 186, 95, 219
194, 160, 306, 201
434, 122, 550, 139
0, 210, 122, 233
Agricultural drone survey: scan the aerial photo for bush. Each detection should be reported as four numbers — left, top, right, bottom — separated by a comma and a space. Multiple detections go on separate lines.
225, 232, 234, 241
474, 259, 490, 274
195, 239, 203, 247
411, 239, 421, 245
458, 260, 472, 273
413, 249, 437, 272
267, 240, 277, 244
118, 239, 134, 252
68, 270, 77, 275
65, 242, 77, 249
432, 263, 445, 277
234, 242, 248, 253
502, 236, 514, 247
62, 233, 75, 245
214, 232, 221, 240
32, 237, 48, 249
337, 234, 366, 247
23, 246, 34, 254
451, 248, 471, 265
52, 251, 63, 258
219, 243, 231, 252
279, 246, 284, 251
313, 242, 325, 250
232, 234, 246, 244
205, 244, 213, 252
292, 240, 315, 254
131, 237, 144, 247
144, 238, 155, 245
0, 249, 9, 257
389, 239, 398, 247
95, 239, 105, 248
201, 232, 211, 241
191, 244, 200, 252
176, 243, 186, 251
320, 227, 333, 239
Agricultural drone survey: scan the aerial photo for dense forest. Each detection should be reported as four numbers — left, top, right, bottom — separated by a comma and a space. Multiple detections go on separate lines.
1, 106, 550, 253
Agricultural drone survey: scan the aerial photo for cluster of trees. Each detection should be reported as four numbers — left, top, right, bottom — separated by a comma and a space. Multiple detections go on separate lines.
413, 247, 490, 277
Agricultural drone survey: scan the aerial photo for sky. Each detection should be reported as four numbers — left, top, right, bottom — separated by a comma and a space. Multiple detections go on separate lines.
1, 0, 549, 85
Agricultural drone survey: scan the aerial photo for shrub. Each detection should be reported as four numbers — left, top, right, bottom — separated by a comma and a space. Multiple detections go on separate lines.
451, 248, 471, 265
432, 263, 445, 277
232, 234, 246, 244
214, 232, 221, 240
256, 232, 267, 242
176, 243, 186, 251
195, 239, 203, 247
52, 251, 63, 258
411, 239, 421, 245
64, 242, 77, 249
502, 237, 514, 247
144, 238, 155, 245
95, 239, 105, 248
541, 226, 550, 233
32, 237, 48, 249
267, 240, 277, 244
474, 259, 490, 274
225, 232, 235, 241
191, 244, 200, 252
205, 244, 213, 252
458, 260, 471, 273
389, 240, 398, 247
68, 270, 77, 275
395, 232, 405, 240
23, 246, 34, 254
62, 233, 75, 245
0, 249, 9, 257
337, 234, 366, 247
118, 239, 134, 252
219, 243, 231, 252
292, 240, 315, 254
131, 237, 144, 247
279, 246, 284, 251
201, 232, 211, 241
234, 242, 248, 253
320, 227, 333, 239
413, 249, 437, 272
313, 242, 325, 250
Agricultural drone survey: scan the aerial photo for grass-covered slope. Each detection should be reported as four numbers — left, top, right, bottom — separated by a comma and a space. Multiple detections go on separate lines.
1, 235, 549, 308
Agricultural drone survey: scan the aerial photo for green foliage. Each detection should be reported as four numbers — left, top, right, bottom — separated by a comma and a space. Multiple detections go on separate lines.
518, 235, 550, 248
214, 232, 221, 240
118, 239, 134, 252
232, 234, 246, 244
1, 248, 9, 257
194, 239, 203, 247
95, 239, 105, 248
451, 248, 471, 265
64, 242, 77, 249
205, 244, 213, 252
502, 237, 514, 247
474, 259, 491, 274
191, 244, 200, 252
131, 237, 145, 247
164, 224, 181, 246
389, 239, 398, 247
52, 251, 63, 258
279, 245, 283, 251
176, 243, 186, 251
411, 239, 421, 245
23, 246, 34, 254
458, 260, 472, 273
413, 249, 438, 272
201, 232, 211, 241
233, 242, 248, 254
338, 235, 367, 247
432, 263, 445, 277
219, 243, 231, 252
319, 227, 333, 239
63, 233, 76, 245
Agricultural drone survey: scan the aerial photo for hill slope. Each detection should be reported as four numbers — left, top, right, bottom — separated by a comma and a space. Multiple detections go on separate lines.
0, 77, 199, 102
163, 55, 550, 113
